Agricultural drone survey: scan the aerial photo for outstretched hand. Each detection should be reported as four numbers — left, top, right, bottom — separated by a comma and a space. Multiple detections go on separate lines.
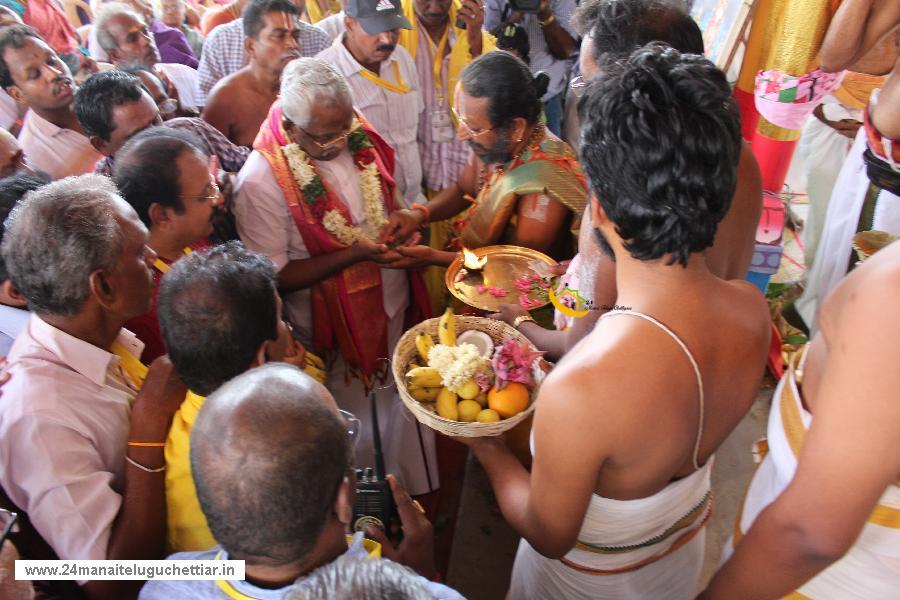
365, 474, 436, 578
380, 209, 425, 246
488, 303, 530, 327
380, 244, 438, 270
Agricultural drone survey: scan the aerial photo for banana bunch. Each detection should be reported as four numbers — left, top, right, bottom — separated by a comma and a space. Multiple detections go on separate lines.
406, 366, 442, 403
405, 308, 499, 422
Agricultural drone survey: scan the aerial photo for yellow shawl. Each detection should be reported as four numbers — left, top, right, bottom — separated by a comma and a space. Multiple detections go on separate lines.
306, 0, 341, 23
398, 0, 496, 109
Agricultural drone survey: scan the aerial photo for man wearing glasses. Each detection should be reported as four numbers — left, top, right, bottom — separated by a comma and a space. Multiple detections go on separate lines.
234, 58, 437, 499
381, 51, 587, 267
140, 363, 463, 600
111, 127, 218, 363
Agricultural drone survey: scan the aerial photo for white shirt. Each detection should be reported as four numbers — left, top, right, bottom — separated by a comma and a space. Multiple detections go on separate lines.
157, 62, 201, 109
17, 111, 101, 180
316, 38, 425, 209
234, 149, 408, 345
317, 11, 346, 41
0, 315, 144, 561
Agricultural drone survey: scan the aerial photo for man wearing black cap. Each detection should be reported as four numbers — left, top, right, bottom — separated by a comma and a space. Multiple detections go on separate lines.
315, 0, 427, 210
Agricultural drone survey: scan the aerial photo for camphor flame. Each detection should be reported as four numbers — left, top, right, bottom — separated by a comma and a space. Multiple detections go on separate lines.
462, 247, 487, 270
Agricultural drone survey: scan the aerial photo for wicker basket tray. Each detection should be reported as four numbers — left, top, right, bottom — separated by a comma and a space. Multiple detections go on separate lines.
392, 316, 543, 438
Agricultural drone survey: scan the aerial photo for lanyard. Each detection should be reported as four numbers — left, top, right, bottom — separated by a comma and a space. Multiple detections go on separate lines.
359, 61, 409, 95
110, 341, 148, 390
426, 25, 450, 105
153, 247, 192, 274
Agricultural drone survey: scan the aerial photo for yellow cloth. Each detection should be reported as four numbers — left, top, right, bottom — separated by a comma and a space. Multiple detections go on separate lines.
306, 0, 340, 23
398, 0, 496, 110
165, 390, 215, 552
831, 72, 886, 111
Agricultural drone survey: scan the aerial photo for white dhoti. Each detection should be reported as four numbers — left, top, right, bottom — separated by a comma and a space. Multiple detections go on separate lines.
796, 129, 900, 334
725, 355, 900, 598
508, 462, 713, 600
325, 296, 439, 497
797, 103, 858, 269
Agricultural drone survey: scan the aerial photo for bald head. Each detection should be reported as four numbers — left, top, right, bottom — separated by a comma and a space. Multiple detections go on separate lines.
191, 364, 350, 565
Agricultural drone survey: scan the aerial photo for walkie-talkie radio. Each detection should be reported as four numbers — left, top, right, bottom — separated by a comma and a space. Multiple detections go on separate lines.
352, 391, 397, 533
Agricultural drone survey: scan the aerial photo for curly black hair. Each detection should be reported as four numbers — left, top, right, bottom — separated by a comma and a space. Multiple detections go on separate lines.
578, 43, 741, 266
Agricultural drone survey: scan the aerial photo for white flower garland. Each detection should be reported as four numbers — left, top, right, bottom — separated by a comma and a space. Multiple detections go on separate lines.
282, 136, 389, 247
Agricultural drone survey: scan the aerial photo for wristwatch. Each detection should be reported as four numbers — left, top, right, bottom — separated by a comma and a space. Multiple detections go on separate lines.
512, 314, 536, 329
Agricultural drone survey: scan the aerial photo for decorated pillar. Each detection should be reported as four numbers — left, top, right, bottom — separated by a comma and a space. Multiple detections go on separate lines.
734, 0, 782, 140
750, 0, 837, 192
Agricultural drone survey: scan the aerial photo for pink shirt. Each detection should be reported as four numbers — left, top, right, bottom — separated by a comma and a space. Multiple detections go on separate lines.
0, 315, 144, 561
17, 111, 101, 180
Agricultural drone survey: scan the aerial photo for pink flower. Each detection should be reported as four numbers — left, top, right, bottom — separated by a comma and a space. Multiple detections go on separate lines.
491, 340, 545, 390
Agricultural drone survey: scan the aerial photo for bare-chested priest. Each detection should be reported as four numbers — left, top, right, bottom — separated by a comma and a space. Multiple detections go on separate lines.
202, 0, 303, 147
460, 44, 771, 599
702, 240, 900, 598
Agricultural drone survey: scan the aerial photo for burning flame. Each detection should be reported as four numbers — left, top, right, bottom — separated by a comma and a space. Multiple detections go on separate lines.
462, 247, 487, 270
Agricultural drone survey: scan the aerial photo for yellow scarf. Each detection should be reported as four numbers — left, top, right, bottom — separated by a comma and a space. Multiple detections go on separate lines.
306, 0, 341, 23
398, 0, 496, 110
831, 71, 886, 111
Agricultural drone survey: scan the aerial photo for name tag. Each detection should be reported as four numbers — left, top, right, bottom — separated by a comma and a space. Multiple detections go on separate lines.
431, 108, 455, 144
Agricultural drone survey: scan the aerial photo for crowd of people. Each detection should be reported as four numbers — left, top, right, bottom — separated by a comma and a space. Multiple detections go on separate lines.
0, 0, 896, 598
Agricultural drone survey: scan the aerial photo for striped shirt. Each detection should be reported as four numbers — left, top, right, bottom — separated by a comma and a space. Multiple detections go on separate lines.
316, 37, 426, 208
196, 18, 331, 105
483, 0, 577, 99
414, 23, 471, 191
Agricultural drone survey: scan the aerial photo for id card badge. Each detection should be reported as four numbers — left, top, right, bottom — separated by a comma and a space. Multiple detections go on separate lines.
431, 108, 455, 143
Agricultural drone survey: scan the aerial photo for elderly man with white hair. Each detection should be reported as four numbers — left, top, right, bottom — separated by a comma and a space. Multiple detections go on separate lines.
234, 57, 437, 498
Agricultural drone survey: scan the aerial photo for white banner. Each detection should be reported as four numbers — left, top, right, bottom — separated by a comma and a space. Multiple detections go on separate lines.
15, 559, 245, 580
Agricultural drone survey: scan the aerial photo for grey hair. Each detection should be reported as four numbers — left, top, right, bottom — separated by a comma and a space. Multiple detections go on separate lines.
280, 58, 353, 129
95, 2, 143, 52
1, 174, 126, 316
285, 556, 433, 600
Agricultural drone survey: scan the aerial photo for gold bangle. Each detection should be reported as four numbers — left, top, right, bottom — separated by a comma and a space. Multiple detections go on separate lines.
127, 441, 166, 447
538, 14, 556, 27
512, 315, 536, 329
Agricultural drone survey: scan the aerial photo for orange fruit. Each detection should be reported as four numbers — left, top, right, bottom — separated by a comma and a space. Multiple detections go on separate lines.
487, 383, 530, 419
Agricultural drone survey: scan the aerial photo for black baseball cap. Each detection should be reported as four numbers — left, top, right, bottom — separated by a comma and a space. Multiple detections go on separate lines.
345, 0, 412, 35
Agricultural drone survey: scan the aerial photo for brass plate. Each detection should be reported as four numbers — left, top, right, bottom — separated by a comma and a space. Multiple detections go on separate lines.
445, 245, 558, 312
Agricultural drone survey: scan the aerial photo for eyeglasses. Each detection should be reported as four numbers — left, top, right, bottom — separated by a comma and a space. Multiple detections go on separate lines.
182, 182, 220, 204
0, 508, 18, 547
159, 98, 178, 115
338, 409, 361, 448
451, 106, 496, 139
298, 118, 359, 150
